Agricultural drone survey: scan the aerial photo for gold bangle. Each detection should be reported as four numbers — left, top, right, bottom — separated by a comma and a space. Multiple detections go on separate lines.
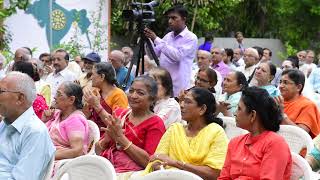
181, 161, 186, 169
123, 141, 133, 151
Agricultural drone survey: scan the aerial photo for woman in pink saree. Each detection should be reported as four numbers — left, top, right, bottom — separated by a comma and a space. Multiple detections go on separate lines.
43, 82, 89, 160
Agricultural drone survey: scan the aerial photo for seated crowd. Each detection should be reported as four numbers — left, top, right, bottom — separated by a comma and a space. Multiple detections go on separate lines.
2, 5, 320, 180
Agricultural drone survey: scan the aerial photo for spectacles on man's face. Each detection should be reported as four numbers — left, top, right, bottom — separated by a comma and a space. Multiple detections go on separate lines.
196, 76, 210, 83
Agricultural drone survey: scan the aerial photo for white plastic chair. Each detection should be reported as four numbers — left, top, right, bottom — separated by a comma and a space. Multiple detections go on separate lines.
277, 125, 314, 154
291, 152, 313, 180
220, 116, 248, 140
43, 155, 55, 180
138, 169, 203, 180
87, 120, 100, 155
53, 155, 116, 180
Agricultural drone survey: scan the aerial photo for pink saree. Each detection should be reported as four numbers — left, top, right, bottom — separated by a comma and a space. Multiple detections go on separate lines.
46, 110, 90, 154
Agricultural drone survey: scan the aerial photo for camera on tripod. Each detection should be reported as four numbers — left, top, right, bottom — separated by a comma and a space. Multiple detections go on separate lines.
120, 1, 160, 91
122, 1, 159, 23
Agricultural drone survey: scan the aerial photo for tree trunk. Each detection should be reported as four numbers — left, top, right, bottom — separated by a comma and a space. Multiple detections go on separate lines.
191, 4, 197, 32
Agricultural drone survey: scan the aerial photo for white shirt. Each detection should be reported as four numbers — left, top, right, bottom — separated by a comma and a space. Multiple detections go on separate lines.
237, 64, 257, 80
67, 61, 83, 78
233, 57, 245, 67
300, 63, 317, 77
45, 68, 76, 100
154, 98, 182, 129
0, 107, 55, 180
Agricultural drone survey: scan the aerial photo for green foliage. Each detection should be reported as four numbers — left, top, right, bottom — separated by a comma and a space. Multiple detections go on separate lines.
277, 42, 298, 61
111, 0, 240, 43
54, 41, 83, 60
0, 0, 30, 51
88, 0, 108, 52
111, 0, 320, 55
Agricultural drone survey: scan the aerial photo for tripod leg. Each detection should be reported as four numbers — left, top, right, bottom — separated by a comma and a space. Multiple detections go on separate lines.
140, 37, 145, 75
122, 40, 143, 90
145, 38, 160, 66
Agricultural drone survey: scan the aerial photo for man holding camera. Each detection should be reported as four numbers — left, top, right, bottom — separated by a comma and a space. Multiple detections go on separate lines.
144, 5, 198, 97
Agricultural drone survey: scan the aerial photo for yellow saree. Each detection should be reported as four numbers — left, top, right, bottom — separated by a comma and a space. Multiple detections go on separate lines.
144, 122, 228, 174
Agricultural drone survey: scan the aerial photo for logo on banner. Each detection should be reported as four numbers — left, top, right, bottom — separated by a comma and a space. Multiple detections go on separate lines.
26, 0, 91, 47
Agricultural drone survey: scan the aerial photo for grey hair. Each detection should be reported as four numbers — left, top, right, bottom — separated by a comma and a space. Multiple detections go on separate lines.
210, 47, 224, 53
197, 50, 212, 59
6, 71, 36, 105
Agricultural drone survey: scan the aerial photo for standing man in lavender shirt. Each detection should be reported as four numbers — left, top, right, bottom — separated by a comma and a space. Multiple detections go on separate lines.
211, 47, 230, 79
144, 5, 198, 97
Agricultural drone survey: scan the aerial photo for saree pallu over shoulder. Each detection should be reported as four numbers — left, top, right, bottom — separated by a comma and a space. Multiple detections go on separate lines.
144, 122, 228, 174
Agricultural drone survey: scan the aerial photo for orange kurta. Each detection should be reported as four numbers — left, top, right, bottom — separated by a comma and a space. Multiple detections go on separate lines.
93, 87, 129, 111
284, 95, 320, 138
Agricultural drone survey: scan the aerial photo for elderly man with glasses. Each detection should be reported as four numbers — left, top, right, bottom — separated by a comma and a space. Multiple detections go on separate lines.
0, 72, 55, 180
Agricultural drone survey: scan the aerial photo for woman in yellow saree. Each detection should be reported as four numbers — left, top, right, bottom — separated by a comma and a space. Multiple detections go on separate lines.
144, 87, 228, 180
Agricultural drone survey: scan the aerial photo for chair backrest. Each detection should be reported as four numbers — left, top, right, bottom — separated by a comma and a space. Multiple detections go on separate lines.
140, 169, 203, 180
54, 155, 116, 180
291, 152, 312, 180
277, 125, 314, 154
221, 116, 248, 140
87, 120, 100, 155
43, 155, 55, 180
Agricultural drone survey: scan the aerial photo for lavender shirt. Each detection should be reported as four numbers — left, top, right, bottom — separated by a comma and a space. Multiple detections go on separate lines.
212, 60, 230, 79
154, 27, 198, 96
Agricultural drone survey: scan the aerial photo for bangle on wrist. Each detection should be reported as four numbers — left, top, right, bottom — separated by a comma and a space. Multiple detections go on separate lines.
181, 161, 186, 169
123, 141, 133, 151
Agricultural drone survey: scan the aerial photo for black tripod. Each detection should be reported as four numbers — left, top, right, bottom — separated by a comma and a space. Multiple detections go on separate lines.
122, 21, 160, 91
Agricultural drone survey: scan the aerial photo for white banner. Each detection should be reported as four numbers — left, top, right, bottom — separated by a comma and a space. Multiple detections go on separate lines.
4, 0, 110, 60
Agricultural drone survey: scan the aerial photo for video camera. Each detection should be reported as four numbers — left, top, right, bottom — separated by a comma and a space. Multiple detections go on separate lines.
122, 1, 159, 23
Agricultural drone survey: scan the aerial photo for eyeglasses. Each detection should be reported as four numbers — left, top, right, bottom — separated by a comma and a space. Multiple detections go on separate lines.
279, 80, 296, 86
196, 77, 210, 83
0, 89, 21, 94
83, 60, 93, 65
55, 91, 67, 98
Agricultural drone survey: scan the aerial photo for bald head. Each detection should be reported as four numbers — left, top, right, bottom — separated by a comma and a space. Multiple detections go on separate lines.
245, 48, 259, 59
243, 48, 259, 68
0, 72, 36, 123
109, 50, 125, 69
5, 72, 36, 105
14, 48, 31, 62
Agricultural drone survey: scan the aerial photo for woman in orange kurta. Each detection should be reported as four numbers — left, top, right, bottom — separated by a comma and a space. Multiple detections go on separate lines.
218, 87, 292, 180
83, 62, 128, 135
280, 69, 320, 138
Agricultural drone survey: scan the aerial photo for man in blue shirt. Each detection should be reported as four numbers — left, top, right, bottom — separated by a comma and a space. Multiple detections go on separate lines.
0, 72, 55, 180
109, 50, 134, 91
